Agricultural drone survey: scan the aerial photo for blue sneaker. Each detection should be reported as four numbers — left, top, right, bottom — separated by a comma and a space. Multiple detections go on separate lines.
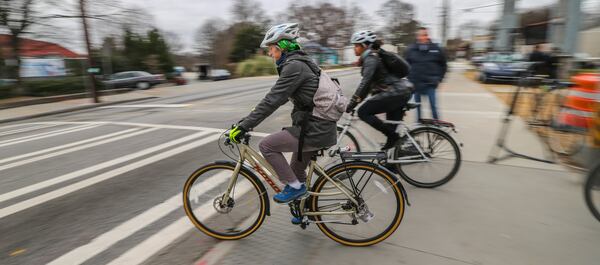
273, 184, 307, 203
291, 216, 303, 225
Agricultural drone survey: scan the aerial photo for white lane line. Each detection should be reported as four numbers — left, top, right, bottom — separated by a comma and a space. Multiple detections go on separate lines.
0, 133, 219, 219
0, 128, 157, 172
23, 121, 271, 137
107, 182, 254, 265
0, 123, 46, 131
47, 171, 231, 265
0, 124, 94, 145
0, 124, 60, 137
0, 128, 141, 165
99, 104, 191, 108
0, 131, 211, 205
0, 124, 101, 148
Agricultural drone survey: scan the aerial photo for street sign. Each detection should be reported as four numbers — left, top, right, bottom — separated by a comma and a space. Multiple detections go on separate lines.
87, 67, 101, 74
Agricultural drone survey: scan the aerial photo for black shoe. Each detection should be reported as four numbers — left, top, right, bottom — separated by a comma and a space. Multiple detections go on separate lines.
381, 134, 400, 150
383, 163, 399, 174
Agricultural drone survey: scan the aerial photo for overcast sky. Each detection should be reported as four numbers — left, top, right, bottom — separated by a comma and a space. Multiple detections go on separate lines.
70, 0, 600, 53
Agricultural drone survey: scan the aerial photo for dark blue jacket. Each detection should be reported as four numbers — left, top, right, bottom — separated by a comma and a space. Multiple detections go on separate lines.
404, 42, 447, 89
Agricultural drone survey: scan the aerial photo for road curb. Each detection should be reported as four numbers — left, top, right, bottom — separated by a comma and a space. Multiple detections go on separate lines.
0, 97, 158, 124
0, 88, 139, 110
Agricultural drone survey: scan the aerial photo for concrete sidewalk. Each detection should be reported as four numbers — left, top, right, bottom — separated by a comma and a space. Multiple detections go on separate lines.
190, 61, 598, 265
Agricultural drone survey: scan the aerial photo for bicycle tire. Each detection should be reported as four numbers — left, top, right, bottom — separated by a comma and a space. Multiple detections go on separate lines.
310, 161, 406, 246
393, 126, 461, 188
337, 126, 361, 153
183, 161, 269, 240
584, 164, 600, 222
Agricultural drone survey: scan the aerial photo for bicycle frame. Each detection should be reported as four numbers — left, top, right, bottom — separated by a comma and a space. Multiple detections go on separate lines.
220, 142, 359, 217
332, 114, 432, 164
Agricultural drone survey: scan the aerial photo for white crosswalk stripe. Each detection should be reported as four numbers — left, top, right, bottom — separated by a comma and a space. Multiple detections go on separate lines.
0, 130, 212, 207
0, 124, 101, 148
0, 132, 220, 219
0, 124, 60, 137
0, 121, 265, 265
107, 181, 254, 265
47, 171, 231, 265
0, 128, 150, 171
0, 128, 141, 165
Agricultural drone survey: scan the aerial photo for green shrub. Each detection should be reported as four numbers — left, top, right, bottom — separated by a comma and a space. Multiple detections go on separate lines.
22, 77, 106, 97
0, 85, 15, 99
236, 56, 277, 77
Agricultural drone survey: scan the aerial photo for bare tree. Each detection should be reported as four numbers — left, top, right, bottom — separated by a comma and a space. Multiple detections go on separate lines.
349, 4, 376, 32
230, 0, 268, 24
286, 3, 353, 48
163, 31, 184, 55
194, 17, 226, 63
377, 0, 418, 45
0, 0, 43, 82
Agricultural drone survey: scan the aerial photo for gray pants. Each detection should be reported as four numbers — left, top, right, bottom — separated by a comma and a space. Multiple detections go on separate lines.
258, 130, 318, 184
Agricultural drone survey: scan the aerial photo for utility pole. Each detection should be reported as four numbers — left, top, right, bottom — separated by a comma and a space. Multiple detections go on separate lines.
494, 0, 517, 52
441, 0, 449, 46
79, 0, 99, 103
563, 0, 582, 55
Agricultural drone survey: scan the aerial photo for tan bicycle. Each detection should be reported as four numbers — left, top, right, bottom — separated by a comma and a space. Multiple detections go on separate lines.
183, 131, 408, 246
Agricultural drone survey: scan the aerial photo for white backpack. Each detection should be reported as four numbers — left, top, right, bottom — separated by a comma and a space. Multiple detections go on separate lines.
311, 70, 348, 121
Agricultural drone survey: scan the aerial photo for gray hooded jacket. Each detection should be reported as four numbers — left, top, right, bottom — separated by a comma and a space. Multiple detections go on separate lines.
239, 50, 337, 149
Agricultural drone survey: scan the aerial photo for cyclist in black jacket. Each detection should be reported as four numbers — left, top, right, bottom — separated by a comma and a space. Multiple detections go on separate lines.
345, 30, 412, 150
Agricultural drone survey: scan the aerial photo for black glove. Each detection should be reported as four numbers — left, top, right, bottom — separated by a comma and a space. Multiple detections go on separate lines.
345, 97, 360, 113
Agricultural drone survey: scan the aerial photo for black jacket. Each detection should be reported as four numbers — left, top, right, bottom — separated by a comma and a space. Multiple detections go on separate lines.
352, 49, 411, 101
239, 50, 337, 148
404, 42, 447, 87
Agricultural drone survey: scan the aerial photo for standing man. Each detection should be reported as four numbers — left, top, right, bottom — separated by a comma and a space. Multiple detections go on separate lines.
404, 27, 447, 120
528, 44, 550, 76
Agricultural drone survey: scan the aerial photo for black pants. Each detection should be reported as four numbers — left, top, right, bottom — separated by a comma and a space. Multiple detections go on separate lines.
357, 92, 411, 137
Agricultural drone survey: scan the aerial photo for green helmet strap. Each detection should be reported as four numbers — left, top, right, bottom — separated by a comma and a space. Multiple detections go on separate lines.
277, 39, 300, 51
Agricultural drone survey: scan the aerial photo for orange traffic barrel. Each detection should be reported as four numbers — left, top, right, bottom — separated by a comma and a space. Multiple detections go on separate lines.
557, 73, 599, 129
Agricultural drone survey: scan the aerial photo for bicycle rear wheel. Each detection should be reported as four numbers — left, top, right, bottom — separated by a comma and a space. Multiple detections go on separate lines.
584, 164, 600, 222
393, 127, 461, 188
310, 161, 406, 246
183, 162, 268, 240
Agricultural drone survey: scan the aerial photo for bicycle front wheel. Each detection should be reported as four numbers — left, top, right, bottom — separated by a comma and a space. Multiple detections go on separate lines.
310, 161, 406, 246
584, 164, 600, 222
183, 162, 268, 240
393, 127, 461, 188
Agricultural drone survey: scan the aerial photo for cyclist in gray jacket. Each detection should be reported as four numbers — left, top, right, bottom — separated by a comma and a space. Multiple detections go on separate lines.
346, 30, 412, 150
228, 23, 337, 207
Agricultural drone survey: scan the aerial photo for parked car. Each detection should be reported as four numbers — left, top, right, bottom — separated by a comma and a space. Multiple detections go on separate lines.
479, 53, 531, 83
210, 69, 231, 81
103, 71, 166, 89
471, 55, 487, 68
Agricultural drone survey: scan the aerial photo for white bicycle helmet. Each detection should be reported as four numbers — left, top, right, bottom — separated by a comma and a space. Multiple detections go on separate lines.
260, 23, 300, 48
350, 30, 377, 44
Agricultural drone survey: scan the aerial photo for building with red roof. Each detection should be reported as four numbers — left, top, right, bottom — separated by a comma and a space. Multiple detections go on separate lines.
0, 34, 81, 59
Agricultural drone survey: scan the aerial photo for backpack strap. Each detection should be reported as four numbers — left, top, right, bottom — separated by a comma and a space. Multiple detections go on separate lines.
287, 58, 320, 161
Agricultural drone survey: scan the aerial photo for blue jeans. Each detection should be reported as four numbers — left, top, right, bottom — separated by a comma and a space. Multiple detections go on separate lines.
414, 86, 439, 120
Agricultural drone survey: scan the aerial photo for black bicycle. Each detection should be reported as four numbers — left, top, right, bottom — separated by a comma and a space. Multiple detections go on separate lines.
329, 104, 462, 188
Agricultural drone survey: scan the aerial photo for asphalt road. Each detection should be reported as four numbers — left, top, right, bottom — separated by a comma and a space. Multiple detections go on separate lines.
0, 70, 363, 265
1, 67, 598, 265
